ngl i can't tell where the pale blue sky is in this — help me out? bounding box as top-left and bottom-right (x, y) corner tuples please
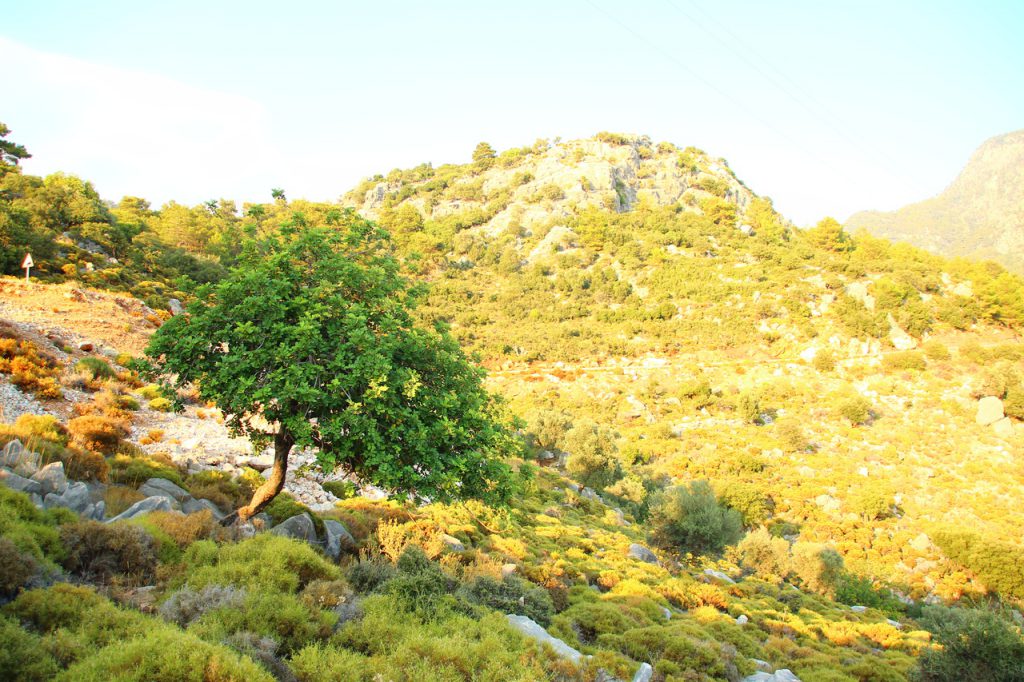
(3, 1), (1021, 225)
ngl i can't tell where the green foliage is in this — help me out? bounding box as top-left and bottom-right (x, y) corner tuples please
(837, 393), (873, 425)
(458, 575), (555, 627)
(805, 217), (853, 252)
(0, 536), (39, 595)
(736, 527), (791, 582)
(145, 217), (518, 507)
(851, 481), (895, 520)
(883, 351), (927, 372)
(0, 615), (59, 682)
(933, 529), (1024, 600)
(345, 557), (398, 594)
(650, 480), (743, 555)
(74, 356), (116, 380)
(813, 349), (837, 372)
(183, 534), (341, 594)
(915, 606), (1024, 682)
(59, 520), (157, 584)
(188, 589), (335, 654)
(0, 486), (66, 566)
(528, 408), (573, 452)
(563, 418), (623, 490)
(791, 543), (845, 596)
(322, 479), (357, 500)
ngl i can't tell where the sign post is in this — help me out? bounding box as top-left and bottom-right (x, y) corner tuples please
(21, 253), (33, 284)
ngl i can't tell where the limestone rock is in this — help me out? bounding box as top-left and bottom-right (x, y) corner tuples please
(31, 462), (68, 496)
(1, 439), (25, 467)
(994, 417), (1015, 438)
(181, 497), (226, 520)
(270, 513), (319, 545)
(976, 396), (1005, 426)
(736, 614), (749, 625)
(850, 605), (867, 613)
(505, 614), (584, 664)
(108, 495), (174, 522)
(703, 568), (736, 585)
(1, 469), (42, 495)
(632, 663), (654, 682)
(44, 481), (92, 515)
(167, 298), (185, 316)
(743, 671), (801, 682)
(139, 477), (191, 503)
(440, 534), (466, 552)
(323, 520), (356, 560)
(628, 543), (659, 564)
(501, 563), (518, 579)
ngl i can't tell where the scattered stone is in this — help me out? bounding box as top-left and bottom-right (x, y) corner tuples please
(751, 659), (773, 672)
(44, 481), (92, 515)
(107, 495), (174, 522)
(628, 543), (659, 564)
(78, 342), (94, 352)
(440, 534), (466, 552)
(850, 605), (868, 613)
(167, 298), (185, 316)
(181, 497), (226, 520)
(580, 487), (602, 503)
(323, 519), (356, 560)
(886, 619), (902, 629)
(743, 671), (801, 682)
(976, 396), (1004, 426)
(632, 663), (654, 682)
(736, 614), (749, 625)
(505, 614), (584, 664)
(703, 569), (736, 585)
(909, 533), (932, 553)
(270, 513), (319, 545)
(0, 468), (42, 495)
(501, 563), (518, 579)
(1, 439), (25, 466)
(139, 477), (191, 503)
(993, 417), (1015, 438)
(661, 607), (672, 621)
(31, 462), (68, 496)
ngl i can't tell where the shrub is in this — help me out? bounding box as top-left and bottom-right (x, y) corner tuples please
(791, 542), (844, 596)
(159, 584), (247, 627)
(6, 583), (108, 632)
(851, 481), (895, 520)
(922, 340), (951, 361)
(775, 417), (810, 453)
(915, 606), (1024, 682)
(59, 520), (157, 584)
(148, 397), (173, 412)
(0, 487), (66, 564)
(138, 510), (217, 549)
(735, 527), (791, 582)
(882, 350), (926, 372)
(933, 529), (1024, 600)
(301, 579), (353, 610)
(186, 470), (254, 510)
(0, 536), (39, 595)
(346, 557), (398, 594)
(837, 394), (873, 425)
(108, 452), (183, 488)
(58, 627), (275, 682)
(813, 349), (837, 372)
(138, 384), (163, 400)
(650, 480), (743, 555)
(528, 408), (573, 452)
(562, 419), (623, 490)
(322, 480), (357, 500)
(0, 338), (63, 399)
(188, 590), (336, 654)
(103, 486), (146, 516)
(74, 356), (116, 380)
(184, 533), (340, 593)
(61, 447), (110, 482)
(67, 414), (128, 455)
(376, 518), (444, 562)
(13, 413), (69, 446)
(458, 575), (555, 626)
(385, 546), (454, 616)
(0, 615), (60, 682)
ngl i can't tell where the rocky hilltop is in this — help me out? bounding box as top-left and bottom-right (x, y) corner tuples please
(846, 129), (1024, 272)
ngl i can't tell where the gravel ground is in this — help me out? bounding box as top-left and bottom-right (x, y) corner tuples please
(0, 377), (52, 423)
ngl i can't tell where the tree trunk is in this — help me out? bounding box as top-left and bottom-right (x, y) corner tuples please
(223, 429), (293, 526)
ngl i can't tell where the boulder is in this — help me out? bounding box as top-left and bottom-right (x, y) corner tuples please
(994, 417), (1015, 438)
(703, 568), (736, 585)
(44, 481), (92, 515)
(580, 487), (602, 503)
(736, 614), (749, 625)
(505, 614), (584, 664)
(139, 477), (191, 503)
(850, 605), (867, 613)
(1, 439), (25, 466)
(440, 534), (466, 552)
(501, 563), (518, 579)
(976, 396), (1005, 426)
(628, 543), (659, 564)
(743, 672), (801, 682)
(167, 298), (185, 316)
(181, 497), (226, 520)
(632, 663), (654, 682)
(0, 469), (42, 495)
(751, 659), (773, 672)
(323, 520), (356, 560)
(661, 607), (672, 621)
(31, 462), (68, 496)
(107, 495), (174, 523)
(270, 513), (319, 545)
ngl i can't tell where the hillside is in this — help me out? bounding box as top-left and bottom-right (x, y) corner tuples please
(2, 130), (1024, 682)
(846, 129), (1024, 273)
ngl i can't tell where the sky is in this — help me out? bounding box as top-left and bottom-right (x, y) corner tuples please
(2, 1), (1022, 226)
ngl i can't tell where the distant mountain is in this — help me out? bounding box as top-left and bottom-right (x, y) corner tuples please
(846, 129), (1024, 272)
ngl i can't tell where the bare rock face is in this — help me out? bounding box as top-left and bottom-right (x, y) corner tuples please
(505, 614), (584, 664)
(977, 396), (1005, 426)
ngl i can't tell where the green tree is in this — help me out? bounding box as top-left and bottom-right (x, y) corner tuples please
(805, 217), (853, 252)
(915, 606), (1024, 682)
(472, 142), (496, 170)
(650, 480), (743, 555)
(0, 122), (31, 171)
(562, 419), (622, 490)
(145, 213), (518, 522)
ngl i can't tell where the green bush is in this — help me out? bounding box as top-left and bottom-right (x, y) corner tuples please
(12, 413), (69, 445)
(458, 575), (555, 627)
(148, 397), (173, 412)
(933, 529), (1024, 600)
(322, 480), (357, 500)
(346, 557), (398, 594)
(0, 487), (67, 565)
(915, 606), (1024, 681)
(386, 546), (453, 616)
(59, 520), (157, 584)
(736, 527), (790, 582)
(562, 419), (623, 490)
(0, 615), (59, 682)
(650, 480), (743, 555)
(0, 537), (39, 595)
(791, 542), (845, 596)
(837, 394), (873, 425)
(74, 356), (116, 380)
(882, 350), (926, 372)
(813, 349), (837, 372)
(108, 453), (183, 488)
(183, 533), (340, 594)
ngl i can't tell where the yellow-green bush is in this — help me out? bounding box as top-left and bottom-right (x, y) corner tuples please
(182, 534), (340, 594)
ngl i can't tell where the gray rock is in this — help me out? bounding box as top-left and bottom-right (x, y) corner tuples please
(28, 492), (43, 507)
(31, 462), (68, 496)
(270, 513), (319, 545)
(886, 618), (902, 628)
(107, 495), (174, 522)
(323, 519), (356, 560)
(977, 396), (1004, 426)
(167, 298), (185, 316)
(743, 671), (801, 682)
(703, 568), (736, 585)
(139, 477), (191, 503)
(501, 563), (518, 579)
(773, 671), (801, 682)
(751, 659), (773, 672)
(850, 605), (868, 613)
(0, 469), (42, 495)
(505, 614), (584, 664)
(580, 487), (602, 503)
(440, 534), (465, 552)
(1, 439), (25, 467)
(993, 417), (1015, 438)
(91, 500), (106, 520)
(44, 481), (92, 514)
(632, 662), (654, 682)
(661, 607), (672, 621)
(181, 497), (226, 519)
(628, 543), (659, 564)
(736, 614), (749, 625)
